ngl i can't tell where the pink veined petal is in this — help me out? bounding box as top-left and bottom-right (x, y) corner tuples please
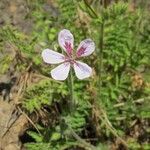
(51, 62), (70, 81)
(73, 61), (92, 79)
(58, 29), (74, 55)
(76, 39), (95, 57)
(42, 49), (65, 64)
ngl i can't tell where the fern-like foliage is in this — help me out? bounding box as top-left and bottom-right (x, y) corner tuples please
(57, 0), (77, 25)
(23, 79), (68, 113)
(23, 80), (53, 113)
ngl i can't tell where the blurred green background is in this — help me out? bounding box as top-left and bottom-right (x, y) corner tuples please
(0, 0), (150, 150)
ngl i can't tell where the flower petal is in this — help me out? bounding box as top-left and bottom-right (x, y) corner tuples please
(42, 49), (65, 64)
(51, 62), (70, 81)
(73, 61), (92, 79)
(58, 29), (74, 55)
(76, 39), (95, 57)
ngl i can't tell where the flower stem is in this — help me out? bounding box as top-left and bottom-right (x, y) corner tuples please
(98, 0), (104, 101)
(68, 67), (75, 112)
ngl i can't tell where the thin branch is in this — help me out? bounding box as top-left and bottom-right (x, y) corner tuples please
(98, 108), (128, 148)
(113, 96), (150, 108)
(68, 125), (98, 150)
(17, 106), (42, 135)
(83, 0), (98, 18)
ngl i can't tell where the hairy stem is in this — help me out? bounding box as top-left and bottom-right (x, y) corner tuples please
(68, 67), (75, 112)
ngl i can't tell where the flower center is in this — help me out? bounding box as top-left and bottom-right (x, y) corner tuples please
(65, 56), (75, 65)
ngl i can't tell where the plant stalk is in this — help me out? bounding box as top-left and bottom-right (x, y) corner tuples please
(98, 0), (104, 101)
(68, 67), (75, 112)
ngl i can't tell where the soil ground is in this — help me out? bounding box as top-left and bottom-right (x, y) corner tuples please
(0, 0), (32, 149)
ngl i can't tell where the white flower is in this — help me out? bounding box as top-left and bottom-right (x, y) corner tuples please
(42, 29), (95, 81)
